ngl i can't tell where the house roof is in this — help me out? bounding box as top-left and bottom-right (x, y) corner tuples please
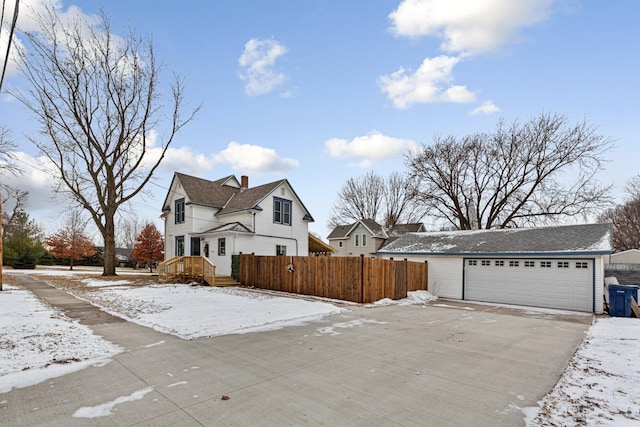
(327, 220), (425, 240)
(327, 224), (353, 239)
(217, 180), (284, 215)
(378, 223), (613, 256)
(199, 222), (253, 234)
(309, 234), (338, 254)
(327, 219), (388, 240)
(163, 173), (239, 210)
(163, 172), (314, 221)
(387, 223), (425, 236)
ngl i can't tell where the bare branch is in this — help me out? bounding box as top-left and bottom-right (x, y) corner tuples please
(406, 113), (614, 229)
(11, 7), (199, 275)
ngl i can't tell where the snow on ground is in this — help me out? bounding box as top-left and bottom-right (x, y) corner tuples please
(0, 285), (123, 393)
(76, 282), (345, 339)
(370, 290), (437, 307)
(524, 317), (640, 426)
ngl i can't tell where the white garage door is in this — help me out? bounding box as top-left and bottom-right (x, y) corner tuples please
(464, 258), (593, 312)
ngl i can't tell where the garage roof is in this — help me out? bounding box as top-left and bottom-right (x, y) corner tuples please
(378, 223), (613, 256)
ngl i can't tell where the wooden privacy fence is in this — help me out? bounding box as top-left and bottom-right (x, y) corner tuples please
(238, 254), (428, 303)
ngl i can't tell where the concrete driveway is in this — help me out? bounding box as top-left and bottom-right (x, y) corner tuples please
(1, 277), (591, 426)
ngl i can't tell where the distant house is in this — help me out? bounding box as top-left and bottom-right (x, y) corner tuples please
(378, 223), (613, 313)
(161, 173), (314, 276)
(327, 219), (425, 257)
(606, 249), (640, 264)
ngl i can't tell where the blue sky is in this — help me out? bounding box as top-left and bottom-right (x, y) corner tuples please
(1, 0), (639, 241)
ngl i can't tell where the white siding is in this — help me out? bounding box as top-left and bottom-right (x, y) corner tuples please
(594, 255), (604, 314)
(379, 255), (463, 299)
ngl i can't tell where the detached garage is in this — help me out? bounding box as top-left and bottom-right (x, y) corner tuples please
(378, 223), (613, 313)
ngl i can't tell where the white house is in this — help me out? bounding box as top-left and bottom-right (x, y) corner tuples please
(161, 173), (314, 276)
(377, 223), (613, 313)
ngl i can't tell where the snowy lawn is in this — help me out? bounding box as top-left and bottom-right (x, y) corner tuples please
(79, 281), (346, 339)
(0, 285), (123, 393)
(524, 317), (640, 426)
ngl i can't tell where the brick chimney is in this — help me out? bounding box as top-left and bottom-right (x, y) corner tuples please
(241, 175), (249, 189)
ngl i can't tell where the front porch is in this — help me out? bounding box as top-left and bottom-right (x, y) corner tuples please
(158, 256), (238, 286)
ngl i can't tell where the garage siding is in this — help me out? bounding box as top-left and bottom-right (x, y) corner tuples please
(594, 256), (604, 314)
(379, 253), (605, 313)
(382, 255), (462, 299)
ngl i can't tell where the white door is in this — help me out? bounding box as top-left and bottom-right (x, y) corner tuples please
(464, 258), (593, 312)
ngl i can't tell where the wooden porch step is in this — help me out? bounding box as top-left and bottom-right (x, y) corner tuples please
(215, 276), (241, 287)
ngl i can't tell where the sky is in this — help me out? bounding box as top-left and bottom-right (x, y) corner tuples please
(1, 0), (639, 241)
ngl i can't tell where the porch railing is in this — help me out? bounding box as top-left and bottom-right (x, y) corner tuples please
(158, 256), (216, 286)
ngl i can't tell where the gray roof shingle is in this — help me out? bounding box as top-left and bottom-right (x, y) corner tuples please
(378, 223), (613, 255)
(164, 172), (313, 220)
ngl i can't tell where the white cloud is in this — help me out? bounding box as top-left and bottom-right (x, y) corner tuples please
(378, 55), (476, 108)
(0, 151), (67, 216)
(389, 0), (553, 56)
(470, 100), (500, 115)
(325, 130), (417, 167)
(214, 141), (298, 175)
(238, 38), (288, 96)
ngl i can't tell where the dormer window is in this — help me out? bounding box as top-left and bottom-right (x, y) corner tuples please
(175, 198), (185, 224)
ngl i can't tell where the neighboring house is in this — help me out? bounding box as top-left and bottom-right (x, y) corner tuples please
(96, 247), (132, 267)
(327, 219), (425, 257)
(377, 223), (613, 313)
(604, 249), (640, 287)
(606, 249), (640, 264)
(161, 173), (314, 276)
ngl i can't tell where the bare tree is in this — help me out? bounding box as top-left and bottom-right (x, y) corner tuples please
(117, 210), (144, 265)
(329, 171), (424, 229)
(1, 0), (21, 289)
(406, 113), (613, 230)
(0, 125), (21, 290)
(600, 175), (640, 252)
(12, 8), (199, 275)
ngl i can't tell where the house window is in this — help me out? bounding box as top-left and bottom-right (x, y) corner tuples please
(175, 236), (184, 256)
(218, 238), (226, 256)
(468, 260), (477, 266)
(495, 260), (504, 267)
(524, 261), (535, 267)
(273, 198), (292, 226)
(276, 245), (286, 256)
(362, 234), (367, 247)
(576, 261), (589, 269)
(540, 261), (552, 268)
(355, 234), (360, 247)
(558, 261), (569, 268)
(481, 260), (491, 266)
(175, 198), (185, 224)
(509, 260), (520, 267)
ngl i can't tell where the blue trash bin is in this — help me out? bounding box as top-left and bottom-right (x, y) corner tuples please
(608, 284), (639, 317)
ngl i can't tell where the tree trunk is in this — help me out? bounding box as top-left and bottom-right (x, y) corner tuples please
(0, 194), (3, 291)
(103, 214), (117, 276)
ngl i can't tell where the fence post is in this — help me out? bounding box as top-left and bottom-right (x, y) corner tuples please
(360, 254), (365, 304)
